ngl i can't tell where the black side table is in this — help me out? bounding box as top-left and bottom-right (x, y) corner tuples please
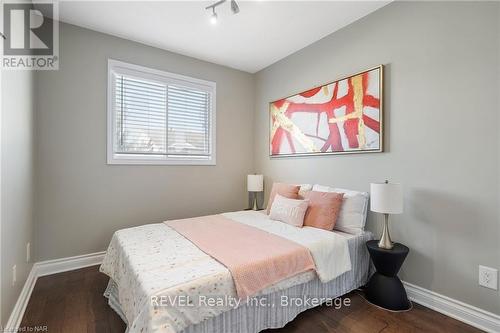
(365, 240), (411, 311)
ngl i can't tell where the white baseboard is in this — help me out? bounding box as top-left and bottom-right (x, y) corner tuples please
(404, 281), (500, 333)
(35, 251), (105, 277)
(4, 251), (106, 330)
(4, 266), (37, 330)
(6, 253), (500, 333)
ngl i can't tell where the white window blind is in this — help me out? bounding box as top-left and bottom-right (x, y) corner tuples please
(108, 60), (216, 165)
(115, 75), (167, 154)
(167, 85), (211, 156)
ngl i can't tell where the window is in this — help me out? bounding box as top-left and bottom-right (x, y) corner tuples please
(107, 59), (216, 165)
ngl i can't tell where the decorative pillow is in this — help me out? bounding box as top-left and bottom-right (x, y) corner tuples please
(269, 194), (309, 227)
(266, 183), (301, 214)
(312, 185), (369, 234)
(302, 191), (344, 231)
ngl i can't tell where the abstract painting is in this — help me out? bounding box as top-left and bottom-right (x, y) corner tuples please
(269, 65), (383, 157)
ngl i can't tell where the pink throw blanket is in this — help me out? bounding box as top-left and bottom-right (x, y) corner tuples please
(165, 215), (316, 299)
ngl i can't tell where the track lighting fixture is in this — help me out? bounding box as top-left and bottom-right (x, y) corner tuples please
(205, 0), (239, 24)
(210, 7), (218, 25)
(230, 0), (240, 14)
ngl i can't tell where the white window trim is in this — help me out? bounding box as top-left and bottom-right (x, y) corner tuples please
(107, 59), (216, 165)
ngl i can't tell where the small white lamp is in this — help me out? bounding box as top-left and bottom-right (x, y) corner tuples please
(247, 174), (264, 210)
(370, 180), (403, 249)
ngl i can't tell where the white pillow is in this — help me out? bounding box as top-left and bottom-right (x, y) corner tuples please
(298, 184), (313, 197)
(312, 185), (369, 234)
(269, 194), (309, 228)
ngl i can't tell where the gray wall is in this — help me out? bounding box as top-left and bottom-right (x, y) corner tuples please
(35, 23), (255, 261)
(1, 69), (35, 325)
(14, 0), (500, 320)
(254, 2), (500, 314)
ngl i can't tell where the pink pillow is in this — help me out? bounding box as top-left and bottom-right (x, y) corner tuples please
(303, 191), (344, 231)
(266, 183), (300, 214)
(269, 195), (309, 227)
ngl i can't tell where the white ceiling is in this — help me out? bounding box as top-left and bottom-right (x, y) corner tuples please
(57, 1), (389, 73)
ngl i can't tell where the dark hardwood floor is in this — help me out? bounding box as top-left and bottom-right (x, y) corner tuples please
(20, 266), (482, 333)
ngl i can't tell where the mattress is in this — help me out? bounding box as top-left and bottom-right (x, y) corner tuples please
(104, 227), (373, 333)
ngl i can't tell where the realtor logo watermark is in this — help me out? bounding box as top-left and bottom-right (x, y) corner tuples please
(1, 1), (59, 70)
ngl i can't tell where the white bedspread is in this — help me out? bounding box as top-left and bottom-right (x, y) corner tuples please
(99, 211), (351, 333)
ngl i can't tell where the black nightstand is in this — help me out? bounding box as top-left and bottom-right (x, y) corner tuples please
(365, 240), (411, 311)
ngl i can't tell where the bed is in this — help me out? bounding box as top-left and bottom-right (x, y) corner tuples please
(100, 210), (373, 333)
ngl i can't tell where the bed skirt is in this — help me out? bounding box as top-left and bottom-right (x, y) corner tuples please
(104, 231), (373, 333)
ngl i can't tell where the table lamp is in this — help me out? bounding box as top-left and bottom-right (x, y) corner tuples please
(370, 180), (403, 249)
(247, 174), (264, 210)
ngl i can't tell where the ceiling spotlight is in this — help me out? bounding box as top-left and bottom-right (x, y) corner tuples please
(210, 7), (218, 25)
(206, 0), (240, 25)
(230, 0), (240, 14)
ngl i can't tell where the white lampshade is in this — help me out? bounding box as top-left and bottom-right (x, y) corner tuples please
(247, 174), (264, 192)
(370, 182), (403, 214)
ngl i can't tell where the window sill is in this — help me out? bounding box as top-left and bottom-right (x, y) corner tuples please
(107, 155), (216, 166)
